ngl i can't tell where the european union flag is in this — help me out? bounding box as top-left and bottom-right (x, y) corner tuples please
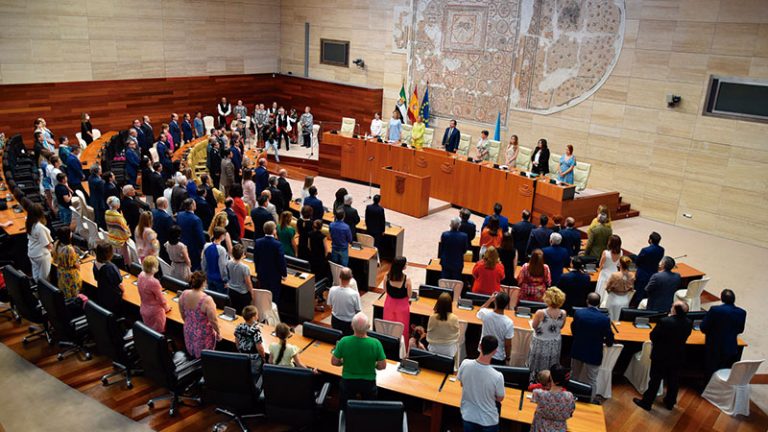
(494, 111), (501, 141)
(420, 85), (430, 127)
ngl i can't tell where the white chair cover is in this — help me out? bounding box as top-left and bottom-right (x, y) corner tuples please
(92, 129), (102, 140)
(329, 261), (344, 287)
(357, 233), (375, 248)
(596, 344), (624, 399)
(455, 320), (469, 371)
(311, 124), (320, 153)
(624, 340), (663, 395)
(508, 326), (533, 367)
(703, 359), (764, 416)
(374, 318), (407, 360)
(157, 257), (172, 277)
(674, 277), (710, 311)
(254, 288), (281, 326)
(203, 116), (215, 134)
(438, 279), (464, 304)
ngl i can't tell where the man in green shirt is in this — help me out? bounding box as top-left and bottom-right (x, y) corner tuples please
(331, 312), (387, 408)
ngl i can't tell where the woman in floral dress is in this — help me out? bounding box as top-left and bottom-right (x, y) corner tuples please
(518, 249), (552, 302)
(532, 364), (575, 432)
(52, 227), (81, 300)
(527, 288), (567, 380)
(179, 272), (220, 358)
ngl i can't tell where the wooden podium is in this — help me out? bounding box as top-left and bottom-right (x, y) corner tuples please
(380, 166), (431, 218)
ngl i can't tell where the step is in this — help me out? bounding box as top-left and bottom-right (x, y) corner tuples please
(618, 202), (631, 213)
(615, 210), (640, 219)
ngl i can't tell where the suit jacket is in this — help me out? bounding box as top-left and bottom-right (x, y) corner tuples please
(527, 226), (553, 255)
(701, 303), (746, 368)
(194, 196), (213, 230)
(151, 208), (174, 248)
(125, 148), (140, 184)
(231, 146), (242, 171)
(255, 167), (269, 196)
(343, 205), (361, 240)
(253, 236), (287, 290)
(140, 122), (154, 151)
(458, 221), (476, 247)
(66, 153), (85, 186)
(277, 177), (293, 207)
(571, 307), (614, 365)
(584, 223), (612, 258)
(442, 127), (461, 152)
(511, 220), (535, 259)
(169, 120), (181, 146)
(650, 315), (693, 367)
(560, 227), (582, 257)
(177, 210), (205, 271)
(482, 214), (509, 233)
(224, 207), (241, 242)
(250, 206), (273, 240)
(121, 196), (149, 234)
(542, 245), (571, 285)
(220, 158), (235, 188)
(88, 174), (106, 212)
(148, 171), (165, 200)
(531, 147), (550, 174)
(104, 181), (119, 203)
(439, 230), (468, 271)
(268, 186), (284, 214)
(364, 204), (386, 238)
(303, 196), (324, 222)
(181, 120), (194, 143)
(634, 244), (665, 292)
(559, 271), (591, 314)
(170, 186), (189, 215)
(645, 270), (681, 312)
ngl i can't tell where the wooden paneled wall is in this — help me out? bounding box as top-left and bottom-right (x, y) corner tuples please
(0, 74), (382, 146)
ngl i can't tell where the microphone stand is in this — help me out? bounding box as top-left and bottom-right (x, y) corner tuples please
(364, 155), (374, 203)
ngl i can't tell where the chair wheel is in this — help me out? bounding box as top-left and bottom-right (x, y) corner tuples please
(22, 338), (29, 345)
(27, 326), (35, 333)
(102, 377), (109, 386)
(147, 401), (155, 409)
(57, 354), (64, 361)
(84, 352), (92, 360)
(169, 408), (176, 417)
(213, 424), (227, 432)
(126, 381), (133, 390)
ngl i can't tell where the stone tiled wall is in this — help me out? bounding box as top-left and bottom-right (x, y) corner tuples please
(280, 0), (768, 247)
(0, 0), (280, 84)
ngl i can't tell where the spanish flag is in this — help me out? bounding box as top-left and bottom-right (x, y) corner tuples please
(408, 85), (420, 123)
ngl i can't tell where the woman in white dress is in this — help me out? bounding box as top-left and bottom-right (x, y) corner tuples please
(595, 234), (622, 299)
(299, 176), (314, 206)
(605, 256), (635, 321)
(370, 112), (383, 138)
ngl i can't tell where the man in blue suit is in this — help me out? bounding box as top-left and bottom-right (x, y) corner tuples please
(177, 198), (205, 271)
(570, 293), (614, 400)
(364, 194), (387, 249)
(630, 232), (665, 307)
(151, 197), (174, 261)
(542, 232), (571, 285)
(156, 136), (172, 179)
(439, 218), (468, 280)
(511, 210), (535, 263)
(482, 202), (509, 233)
(255, 157), (269, 196)
(250, 194), (273, 240)
(169, 113), (182, 146)
(526, 214), (553, 255)
(304, 186), (325, 222)
(253, 221), (287, 302)
(88, 164), (106, 228)
(441, 119), (461, 153)
(644, 256), (681, 313)
(701, 289), (747, 375)
(125, 140), (140, 187)
(181, 113), (194, 143)
(560, 217), (582, 257)
(66, 145), (88, 200)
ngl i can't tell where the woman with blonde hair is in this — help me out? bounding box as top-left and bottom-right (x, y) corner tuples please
(277, 211), (297, 256)
(471, 246), (505, 295)
(518, 249), (551, 302)
(137, 255), (171, 333)
(134, 211), (159, 262)
(208, 211), (233, 254)
(527, 287), (567, 379)
(505, 134), (519, 167)
(605, 256), (635, 321)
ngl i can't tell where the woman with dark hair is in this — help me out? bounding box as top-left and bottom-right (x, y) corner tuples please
(80, 113), (93, 145)
(229, 183), (247, 239)
(383, 256), (412, 346)
(558, 145), (576, 184)
(472, 246), (505, 295)
(165, 225), (191, 281)
(479, 215), (502, 254)
(498, 232), (518, 286)
(300, 176), (314, 205)
(179, 271), (220, 358)
(26, 203), (53, 282)
(518, 249), (551, 302)
(93, 241), (124, 314)
(427, 292), (460, 357)
(595, 234), (622, 299)
(531, 364), (575, 432)
(307, 219), (329, 282)
(333, 187), (348, 213)
(605, 255), (635, 321)
(531, 138), (550, 175)
(52, 226), (81, 300)
(296, 205), (313, 260)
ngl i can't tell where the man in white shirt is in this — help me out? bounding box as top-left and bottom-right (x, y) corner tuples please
(370, 112), (383, 138)
(477, 291), (515, 365)
(458, 335), (505, 432)
(327, 267), (361, 336)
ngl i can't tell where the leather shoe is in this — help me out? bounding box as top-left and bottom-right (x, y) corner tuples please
(633, 398), (652, 411)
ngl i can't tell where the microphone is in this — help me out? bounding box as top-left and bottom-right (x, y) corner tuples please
(367, 156), (375, 161)
(673, 254), (687, 260)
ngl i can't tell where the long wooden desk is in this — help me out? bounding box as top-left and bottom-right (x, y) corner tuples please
(80, 131), (118, 168)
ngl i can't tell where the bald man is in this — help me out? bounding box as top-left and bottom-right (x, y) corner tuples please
(120, 184), (149, 234)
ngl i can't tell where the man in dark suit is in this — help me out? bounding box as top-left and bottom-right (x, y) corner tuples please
(511, 210), (535, 263)
(255, 158), (269, 196)
(181, 113), (194, 143)
(152, 197), (174, 261)
(342, 194), (361, 241)
(364, 194), (386, 248)
(267, 176), (284, 214)
(193, 192), (214, 231)
(147, 162), (166, 207)
(570, 293), (614, 400)
(66, 145), (87, 200)
(631, 232), (666, 307)
(250, 194), (274, 240)
(634, 301), (693, 411)
(700, 289), (747, 375)
(441, 119), (461, 153)
(88, 164), (106, 228)
(542, 232), (571, 285)
(560, 217), (582, 257)
(140, 115), (154, 156)
(169, 113), (182, 146)
(277, 169), (293, 208)
(170, 177), (190, 215)
(177, 198), (205, 271)
(559, 261), (591, 314)
(439, 218), (468, 280)
(527, 214), (553, 255)
(131, 119), (145, 149)
(223, 198), (241, 243)
(120, 185), (149, 234)
(253, 221), (287, 302)
(156, 136), (172, 179)
(458, 208), (476, 247)
(644, 256), (681, 312)
(125, 140), (140, 187)
(304, 186), (325, 222)
(482, 202), (509, 233)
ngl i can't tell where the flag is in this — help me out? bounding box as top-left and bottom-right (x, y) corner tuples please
(396, 82), (408, 123)
(420, 84), (430, 127)
(494, 111), (501, 141)
(408, 85), (420, 123)
(399, 82), (407, 103)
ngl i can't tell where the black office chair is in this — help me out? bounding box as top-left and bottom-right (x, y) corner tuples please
(314, 277), (330, 309)
(566, 379), (594, 403)
(368, 330), (401, 361)
(160, 274), (189, 293)
(339, 400), (408, 432)
(262, 364), (330, 429)
(201, 350), (264, 432)
(84, 300), (140, 388)
(132, 321), (202, 417)
(492, 365), (531, 390)
(3, 265), (50, 344)
(407, 348), (454, 374)
(302, 321), (343, 345)
(518, 300), (547, 313)
(36, 279), (92, 361)
(128, 262), (143, 277)
(618, 308), (663, 322)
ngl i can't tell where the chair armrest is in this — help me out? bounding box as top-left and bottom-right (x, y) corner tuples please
(175, 358), (202, 380)
(315, 382), (331, 406)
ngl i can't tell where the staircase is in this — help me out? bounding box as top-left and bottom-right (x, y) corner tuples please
(615, 195), (640, 220)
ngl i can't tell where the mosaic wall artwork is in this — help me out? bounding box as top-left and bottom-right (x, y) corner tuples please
(407, 0), (625, 123)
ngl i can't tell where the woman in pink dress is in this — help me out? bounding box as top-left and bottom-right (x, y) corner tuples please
(137, 256), (171, 333)
(162, 123), (174, 151)
(383, 256), (412, 348)
(134, 211), (159, 262)
(518, 249), (552, 302)
(179, 271), (220, 358)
